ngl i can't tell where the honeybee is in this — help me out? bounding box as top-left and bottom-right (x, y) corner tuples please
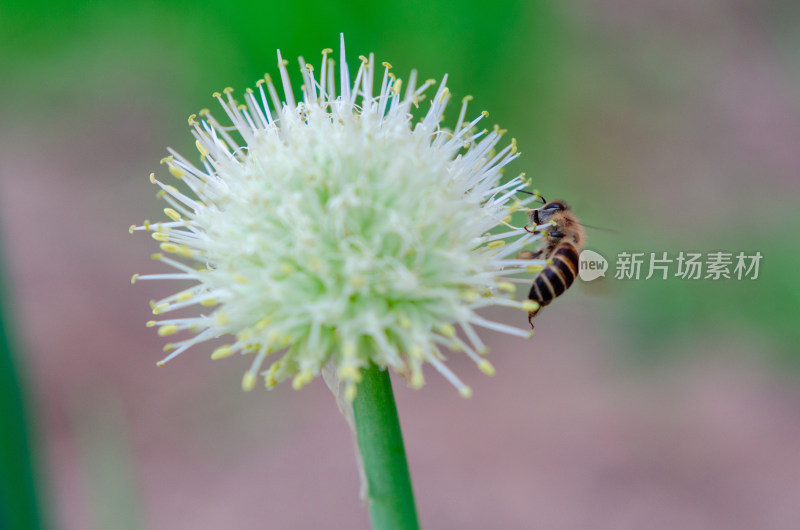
(517, 198), (584, 328)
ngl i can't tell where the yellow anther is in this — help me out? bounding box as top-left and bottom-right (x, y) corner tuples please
(242, 372), (257, 392)
(199, 108), (210, 116)
(382, 61), (392, 69)
(237, 104), (247, 111)
(149, 173), (156, 184)
(358, 54), (368, 63)
(168, 165), (186, 179)
(526, 264), (544, 273)
(195, 140), (209, 158)
(511, 138), (518, 154)
(425, 78), (437, 85)
(211, 346), (234, 360)
(151, 232), (170, 242)
(481, 110), (489, 117)
(459, 386), (473, 399)
(152, 303), (169, 315)
(546, 258), (554, 265)
(501, 216), (512, 224)
(462, 95), (473, 103)
(187, 114), (197, 125)
(338, 365), (362, 382)
(487, 240), (506, 249)
(128, 225), (137, 234)
(151, 253), (163, 260)
(321, 48), (333, 54)
(212, 91), (222, 98)
(215, 311), (229, 326)
(176, 291), (193, 302)
(391, 79), (403, 96)
(232, 274), (249, 284)
(279, 59), (288, 67)
(264, 73), (272, 83)
(292, 370), (313, 390)
(160, 243), (195, 258)
(439, 86), (450, 103)
(438, 324), (456, 337)
(461, 290), (479, 302)
(305, 64), (314, 72)
(164, 208), (181, 222)
(200, 298), (217, 307)
(264, 374), (278, 389)
(410, 371), (424, 389)
(344, 385), (357, 402)
(478, 360), (496, 376)
(522, 300), (540, 312)
(223, 86), (234, 94)
(130, 273), (139, 284)
(162, 343), (173, 352)
(158, 324), (179, 336)
(245, 88), (254, 94)
(145, 320), (156, 327)
(497, 281), (516, 293)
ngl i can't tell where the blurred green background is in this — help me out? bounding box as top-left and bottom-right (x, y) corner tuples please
(2, 1), (800, 528)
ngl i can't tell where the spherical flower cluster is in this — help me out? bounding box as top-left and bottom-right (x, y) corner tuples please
(131, 35), (546, 400)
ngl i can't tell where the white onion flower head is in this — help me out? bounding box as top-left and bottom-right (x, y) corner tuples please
(131, 35), (546, 400)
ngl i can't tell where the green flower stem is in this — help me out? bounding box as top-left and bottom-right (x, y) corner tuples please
(0, 247), (42, 530)
(352, 364), (419, 530)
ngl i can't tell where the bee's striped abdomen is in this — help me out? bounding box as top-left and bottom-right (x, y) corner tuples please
(528, 243), (579, 307)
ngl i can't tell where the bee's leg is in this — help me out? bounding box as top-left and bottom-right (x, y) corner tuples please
(527, 302), (542, 329)
(516, 249), (544, 260)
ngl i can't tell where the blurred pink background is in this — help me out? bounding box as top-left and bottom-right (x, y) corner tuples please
(2, 1), (800, 528)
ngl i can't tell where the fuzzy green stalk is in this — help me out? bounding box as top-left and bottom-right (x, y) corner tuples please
(352, 364), (419, 530)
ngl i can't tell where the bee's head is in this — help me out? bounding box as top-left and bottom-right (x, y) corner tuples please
(530, 200), (569, 225)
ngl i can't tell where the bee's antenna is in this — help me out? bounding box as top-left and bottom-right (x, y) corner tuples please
(579, 221), (617, 233)
(516, 189), (546, 204)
